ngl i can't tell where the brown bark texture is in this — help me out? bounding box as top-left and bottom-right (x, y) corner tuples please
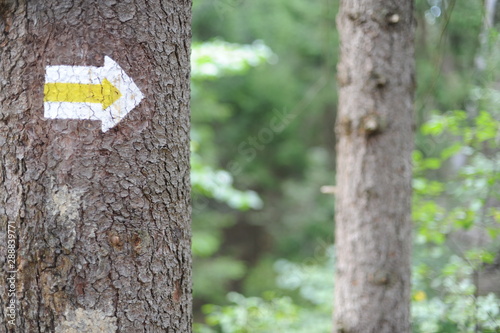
(334, 1), (415, 332)
(0, 0), (192, 332)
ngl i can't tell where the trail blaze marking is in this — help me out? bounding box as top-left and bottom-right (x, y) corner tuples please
(44, 79), (122, 110)
(43, 56), (144, 132)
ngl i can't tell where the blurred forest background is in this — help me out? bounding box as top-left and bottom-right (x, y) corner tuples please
(189, 0), (500, 332)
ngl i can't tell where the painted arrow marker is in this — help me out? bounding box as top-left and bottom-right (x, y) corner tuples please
(44, 56), (144, 132)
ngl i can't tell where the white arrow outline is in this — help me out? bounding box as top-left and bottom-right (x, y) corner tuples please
(44, 56), (144, 132)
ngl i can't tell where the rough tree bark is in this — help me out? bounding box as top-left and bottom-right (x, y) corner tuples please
(0, 0), (192, 332)
(334, 1), (415, 332)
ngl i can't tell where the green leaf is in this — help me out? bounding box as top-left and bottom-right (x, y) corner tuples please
(440, 142), (464, 160)
(423, 158), (442, 170)
(475, 111), (498, 142)
(191, 39), (276, 79)
(192, 231), (221, 257)
(487, 227), (500, 239)
(421, 116), (446, 136)
(465, 249), (495, 265)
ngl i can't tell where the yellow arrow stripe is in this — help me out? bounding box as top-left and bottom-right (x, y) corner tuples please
(44, 78), (122, 110)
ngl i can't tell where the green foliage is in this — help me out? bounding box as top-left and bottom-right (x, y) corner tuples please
(193, 45), (500, 332)
(414, 107), (500, 244)
(190, 0), (337, 315)
(249, 148), (334, 260)
(195, 243), (500, 333)
(192, 210), (246, 303)
(190, 0), (500, 331)
(412, 256), (500, 332)
(412, 73), (500, 331)
(191, 40), (273, 305)
(274, 245), (334, 307)
(194, 258), (247, 303)
(192, 146), (263, 211)
(192, 40), (276, 80)
(195, 246), (334, 333)
(199, 293), (301, 333)
(191, 40), (272, 210)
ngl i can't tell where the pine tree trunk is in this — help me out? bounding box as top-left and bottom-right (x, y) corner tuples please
(334, 1), (415, 332)
(0, 1), (192, 332)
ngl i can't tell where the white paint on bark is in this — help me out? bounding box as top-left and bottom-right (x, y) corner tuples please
(55, 308), (118, 333)
(50, 186), (84, 250)
(44, 56), (144, 132)
(52, 186), (82, 221)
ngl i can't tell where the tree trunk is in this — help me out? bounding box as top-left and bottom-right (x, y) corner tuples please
(0, 1), (192, 332)
(485, 0), (498, 29)
(334, 1), (415, 332)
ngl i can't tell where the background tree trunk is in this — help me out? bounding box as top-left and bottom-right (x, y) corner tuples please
(334, 1), (415, 332)
(0, 1), (192, 332)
